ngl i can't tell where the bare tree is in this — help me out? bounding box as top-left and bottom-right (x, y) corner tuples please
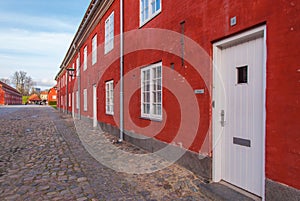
(11, 71), (36, 96)
(24, 76), (35, 95)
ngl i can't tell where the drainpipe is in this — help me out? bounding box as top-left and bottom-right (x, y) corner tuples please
(78, 52), (81, 120)
(119, 0), (124, 142)
(66, 70), (68, 114)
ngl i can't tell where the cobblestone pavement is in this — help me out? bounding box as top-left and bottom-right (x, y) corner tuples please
(0, 105), (212, 201)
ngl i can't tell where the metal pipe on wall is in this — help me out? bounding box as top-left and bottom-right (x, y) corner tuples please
(119, 0), (124, 142)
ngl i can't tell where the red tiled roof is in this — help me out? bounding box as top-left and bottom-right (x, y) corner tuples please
(28, 94), (41, 101)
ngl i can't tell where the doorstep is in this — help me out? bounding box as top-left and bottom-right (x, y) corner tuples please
(197, 181), (261, 201)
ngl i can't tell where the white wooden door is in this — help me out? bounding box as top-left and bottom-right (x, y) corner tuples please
(214, 32), (265, 196)
(93, 85), (97, 127)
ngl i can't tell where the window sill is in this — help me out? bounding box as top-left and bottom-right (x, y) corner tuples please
(140, 116), (162, 122)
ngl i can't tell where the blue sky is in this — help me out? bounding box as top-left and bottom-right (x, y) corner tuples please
(0, 0), (90, 90)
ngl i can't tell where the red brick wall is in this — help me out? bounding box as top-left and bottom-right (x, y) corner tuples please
(58, 0), (300, 190)
(120, 0), (300, 190)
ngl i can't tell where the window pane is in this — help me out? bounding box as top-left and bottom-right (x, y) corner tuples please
(156, 0), (160, 11)
(157, 66), (161, 77)
(157, 104), (162, 115)
(153, 104), (157, 115)
(157, 79), (162, 90)
(158, 91), (161, 102)
(151, 0), (155, 14)
(153, 92), (157, 103)
(237, 65), (248, 84)
(145, 0), (149, 19)
(153, 67), (157, 78)
(143, 104), (150, 114)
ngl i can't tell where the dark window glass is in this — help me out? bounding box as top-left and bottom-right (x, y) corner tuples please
(237, 66), (248, 84)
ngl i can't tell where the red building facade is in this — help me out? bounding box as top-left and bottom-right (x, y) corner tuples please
(47, 87), (57, 103)
(0, 81), (22, 105)
(55, 0), (300, 199)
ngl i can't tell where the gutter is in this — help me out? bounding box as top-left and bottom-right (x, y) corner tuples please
(119, 0), (124, 142)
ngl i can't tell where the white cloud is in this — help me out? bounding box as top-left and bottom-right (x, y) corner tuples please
(0, 28), (74, 88)
(0, 12), (76, 32)
(0, 28), (73, 56)
(35, 78), (56, 89)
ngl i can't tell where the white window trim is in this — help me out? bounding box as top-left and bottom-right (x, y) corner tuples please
(72, 63), (75, 79)
(76, 91), (79, 109)
(141, 62), (162, 120)
(104, 11), (114, 54)
(69, 93), (71, 107)
(140, 0), (162, 27)
(92, 34), (97, 65)
(83, 89), (87, 111)
(83, 46), (87, 71)
(76, 55), (80, 76)
(105, 80), (114, 115)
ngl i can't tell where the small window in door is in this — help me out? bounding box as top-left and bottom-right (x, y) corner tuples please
(237, 65), (248, 84)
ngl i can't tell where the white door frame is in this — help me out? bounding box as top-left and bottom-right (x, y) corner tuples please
(93, 84), (97, 128)
(212, 25), (267, 199)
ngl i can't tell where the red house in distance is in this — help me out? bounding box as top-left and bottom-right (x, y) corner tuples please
(48, 87), (57, 103)
(55, 0), (300, 199)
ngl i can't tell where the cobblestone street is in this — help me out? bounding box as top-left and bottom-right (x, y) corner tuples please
(0, 106), (211, 201)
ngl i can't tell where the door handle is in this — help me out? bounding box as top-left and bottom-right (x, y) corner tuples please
(221, 109), (225, 127)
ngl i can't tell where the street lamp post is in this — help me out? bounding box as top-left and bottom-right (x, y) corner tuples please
(53, 86), (59, 111)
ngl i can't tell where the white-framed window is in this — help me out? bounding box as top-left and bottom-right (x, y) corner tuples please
(52, 95), (56, 100)
(76, 55), (80, 76)
(72, 63), (75, 79)
(105, 80), (114, 115)
(76, 91), (79, 109)
(83, 46), (87, 71)
(83, 89), (87, 111)
(141, 62), (162, 120)
(140, 0), (161, 26)
(105, 12), (114, 54)
(92, 34), (97, 65)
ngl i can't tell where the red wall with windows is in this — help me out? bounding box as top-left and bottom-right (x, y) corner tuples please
(56, 0), (300, 190)
(121, 0), (300, 190)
